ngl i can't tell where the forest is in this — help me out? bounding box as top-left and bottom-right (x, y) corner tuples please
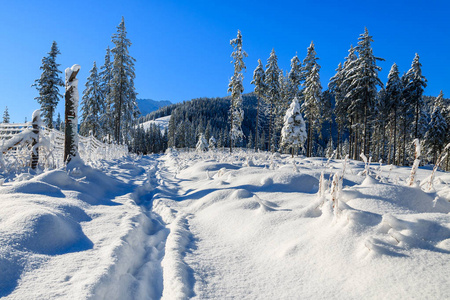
(26, 20), (450, 171)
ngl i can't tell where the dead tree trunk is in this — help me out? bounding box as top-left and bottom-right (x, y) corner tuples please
(31, 110), (40, 169)
(64, 65), (81, 163)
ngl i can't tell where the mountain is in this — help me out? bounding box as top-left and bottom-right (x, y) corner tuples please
(136, 99), (172, 116)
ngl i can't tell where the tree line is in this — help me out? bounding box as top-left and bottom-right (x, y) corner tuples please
(30, 23), (450, 170)
(32, 17), (138, 145)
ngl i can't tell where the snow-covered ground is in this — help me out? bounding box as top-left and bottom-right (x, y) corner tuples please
(1, 150), (449, 299)
(140, 115), (170, 132)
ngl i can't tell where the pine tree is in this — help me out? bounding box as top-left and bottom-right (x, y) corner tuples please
(278, 71), (292, 144)
(209, 136), (217, 149)
(110, 17), (139, 144)
(33, 41), (64, 128)
(425, 91), (447, 163)
(385, 63), (403, 164)
(301, 41), (322, 157)
(321, 90), (333, 147)
(288, 54), (302, 99)
(228, 30), (247, 153)
(344, 28), (384, 158)
(55, 113), (62, 130)
(373, 88), (389, 161)
(281, 97), (306, 157)
(325, 137), (335, 159)
(80, 62), (104, 138)
(251, 59), (267, 151)
(264, 49), (281, 152)
(340, 46), (358, 156)
(302, 64), (322, 157)
(196, 133), (208, 152)
(99, 46), (114, 141)
(404, 53), (427, 139)
(2, 107), (10, 123)
(329, 62), (345, 157)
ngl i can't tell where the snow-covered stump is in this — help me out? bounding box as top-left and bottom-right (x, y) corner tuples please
(64, 64), (81, 163)
(30, 110), (40, 169)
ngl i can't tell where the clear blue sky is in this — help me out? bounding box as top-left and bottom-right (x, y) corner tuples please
(1, 0), (449, 123)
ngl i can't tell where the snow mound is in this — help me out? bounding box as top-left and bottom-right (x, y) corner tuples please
(259, 172), (319, 193)
(5, 208), (92, 255)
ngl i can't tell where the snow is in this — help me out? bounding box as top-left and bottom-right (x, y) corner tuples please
(140, 115), (170, 132)
(1, 150), (450, 299)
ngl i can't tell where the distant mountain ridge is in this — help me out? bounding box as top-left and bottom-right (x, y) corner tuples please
(136, 99), (172, 116)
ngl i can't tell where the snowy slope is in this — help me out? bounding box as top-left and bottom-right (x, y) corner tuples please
(1, 150), (450, 299)
(140, 115), (171, 132)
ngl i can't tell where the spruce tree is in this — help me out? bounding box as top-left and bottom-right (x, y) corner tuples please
(264, 49), (281, 152)
(80, 62), (104, 138)
(55, 113), (62, 130)
(344, 28), (383, 158)
(404, 53), (427, 139)
(196, 133), (209, 152)
(329, 62), (345, 157)
(110, 17), (139, 144)
(228, 30), (247, 153)
(288, 54), (302, 99)
(2, 107), (10, 123)
(425, 91), (447, 163)
(33, 41), (64, 128)
(281, 97), (306, 157)
(99, 46), (114, 141)
(302, 64), (322, 157)
(251, 59), (267, 150)
(385, 63), (403, 164)
(301, 41), (322, 157)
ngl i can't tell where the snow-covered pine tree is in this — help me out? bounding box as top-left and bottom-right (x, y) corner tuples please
(80, 62), (104, 138)
(302, 64), (322, 157)
(425, 91), (447, 163)
(278, 71), (292, 146)
(325, 137), (335, 159)
(281, 97), (306, 157)
(301, 41), (322, 157)
(196, 133), (208, 152)
(228, 30), (247, 153)
(301, 41), (320, 84)
(340, 46), (358, 156)
(251, 59), (267, 151)
(373, 88), (389, 161)
(33, 41), (64, 128)
(110, 18), (139, 144)
(209, 136), (217, 149)
(247, 131), (254, 149)
(344, 28), (384, 159)
(264, 49), (281, 152)
(403, 53), (427, 139)
(385, 63), (403, 164)
(99, 46), (114, 142)
(2, 107), (10, 123)
(288, 54), (302, 99)
(250, 59), (267, 151)
(55, 113), (62, 130)
(321, 90), (333, 148)
(328, 62), (346, 157)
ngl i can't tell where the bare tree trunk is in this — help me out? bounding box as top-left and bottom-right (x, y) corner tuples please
(64, 65), (80, 163)
(31, 112), (40, 169)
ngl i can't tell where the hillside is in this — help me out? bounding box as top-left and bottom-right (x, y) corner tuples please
(136, 99), (172, 116)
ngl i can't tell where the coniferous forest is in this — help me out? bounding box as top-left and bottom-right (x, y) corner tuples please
(31, 21), (450, 171)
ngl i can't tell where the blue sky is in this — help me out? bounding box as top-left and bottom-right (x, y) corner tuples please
(1, 0), (449, 123)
